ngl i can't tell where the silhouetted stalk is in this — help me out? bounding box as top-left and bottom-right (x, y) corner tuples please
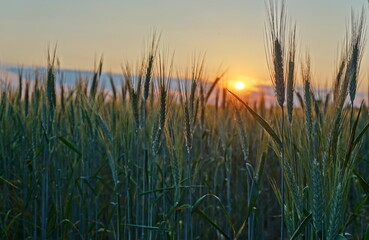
(280, 106), (285, 239)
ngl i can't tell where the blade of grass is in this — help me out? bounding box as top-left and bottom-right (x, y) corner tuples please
(227, 89), (281, 146)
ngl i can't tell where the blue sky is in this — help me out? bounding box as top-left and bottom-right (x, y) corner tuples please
(0, 0), (368, 91)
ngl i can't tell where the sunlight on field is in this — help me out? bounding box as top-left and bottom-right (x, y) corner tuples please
(2, 1), (369, 239)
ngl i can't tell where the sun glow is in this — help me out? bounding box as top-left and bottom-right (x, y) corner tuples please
(235, 81), (245, 90)
(230, 75), (262, 92)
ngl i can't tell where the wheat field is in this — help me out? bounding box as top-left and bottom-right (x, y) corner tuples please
(1, 2), (369, 240)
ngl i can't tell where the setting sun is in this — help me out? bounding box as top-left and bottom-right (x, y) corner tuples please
(230, 75), (260, 92)
(235, 81), (245, 90)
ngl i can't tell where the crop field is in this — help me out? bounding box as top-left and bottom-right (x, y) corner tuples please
(1, 2), (369, 240)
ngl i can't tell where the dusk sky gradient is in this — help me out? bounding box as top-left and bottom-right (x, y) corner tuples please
(1, 0), (369, 91)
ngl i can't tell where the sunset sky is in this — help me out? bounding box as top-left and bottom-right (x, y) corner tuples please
(0, 0), (368, 92)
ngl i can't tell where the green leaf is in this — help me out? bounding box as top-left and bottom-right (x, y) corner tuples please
(290, 213), (312, 240)
(364, 224), (369, 240)
(344, 101), (363, 167)
(353, 170), (369, 195)
(97, 228), (113, 233)
(164, 203), (192, 221)
(354, 121), (369, 146)
(234, 183), (260, 240)
(5, 213), (22, 233)
(256, 152), (267, 187)
(205, 75), (223, 103)
(0, 176), (19, 189)
(234, 164), (261, 239)
(139, 185), (203, 196)
(58, 136), (82, 156)
(193, 208), (231, 240)
(227, 89), (281, 146)
(337, 233), (348, 239)
(124, 223), (170, 232)
(192, 194), (235, 235)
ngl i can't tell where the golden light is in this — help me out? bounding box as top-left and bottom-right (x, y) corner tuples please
(230, 75), (260, 92)
(235, 81), (245, 90)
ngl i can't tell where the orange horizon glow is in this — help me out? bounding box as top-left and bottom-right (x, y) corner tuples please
(0, 1), (367, 92)
(229, 75), (260, 92)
